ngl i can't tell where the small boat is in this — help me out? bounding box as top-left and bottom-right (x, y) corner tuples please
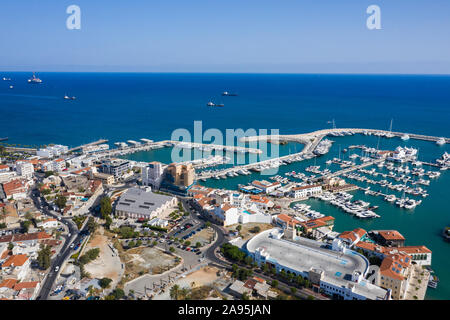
(9, 85), (13, 89)
(401, 134), (410, 141)
(436, 138), (446, 146)
(222, 91), (238, 96)
(64, 94), (76, 100)
(2, 77), (11, 81)
(207, 101), (224, 107)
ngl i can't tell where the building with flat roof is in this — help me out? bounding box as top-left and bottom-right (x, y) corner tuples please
(115, 187), (177, 219)
(142, 161), (164, 189)
(100, 159), (131, 178)
(242, 228), (390, 300)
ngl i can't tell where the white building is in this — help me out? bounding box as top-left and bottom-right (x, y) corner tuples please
(37, 145), (68, 158)
(37, 218), (58, 229)
(42, 159), (66, 172)
(291, 184), (322, 198)
(142, 161), (164, 188)
(15, 161), (34, 179)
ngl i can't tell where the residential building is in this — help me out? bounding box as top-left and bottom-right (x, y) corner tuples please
(251, 180), (281, 194)
(290, 184), (322, 198)
(0, 254), (30, 280)
(100, 159), (131, 178)
(15, 161), (34, 179)
(142, 161), (164, 188)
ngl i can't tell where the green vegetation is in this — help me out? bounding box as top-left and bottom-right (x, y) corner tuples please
(119, 226), (139, 239)
(100, 196), (112, 219)
(87, 217), (98, 234)
(44, 171), (55, 177)
(73, 216), (87, 229)
(104, 288), (125, 300)
(220, 243), (245, 262)
(79, 248), (100, 265)
(141, 224), (167, 233)
(37, 245), (52, 270)
(99, 277), (113, 289)
(54, 194), (67, 210)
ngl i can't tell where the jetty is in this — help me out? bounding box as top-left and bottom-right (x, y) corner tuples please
(69, 139), (109, 152)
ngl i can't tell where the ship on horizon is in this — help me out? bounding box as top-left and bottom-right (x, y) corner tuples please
(28, 72), (42, 84)
(64, 94), (76, 100)
(222, 91), (238, 96)
(207, 101), (224, 107)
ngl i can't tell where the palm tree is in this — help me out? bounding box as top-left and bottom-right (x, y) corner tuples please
(170, 284), (180, 300)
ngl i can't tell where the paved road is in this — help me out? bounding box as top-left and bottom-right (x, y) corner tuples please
(31, 189), (91, 300)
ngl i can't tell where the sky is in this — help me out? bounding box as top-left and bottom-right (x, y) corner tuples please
(0, 0), (450, 73)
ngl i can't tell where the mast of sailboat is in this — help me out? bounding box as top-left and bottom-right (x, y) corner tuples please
(389, 118), (393, 134)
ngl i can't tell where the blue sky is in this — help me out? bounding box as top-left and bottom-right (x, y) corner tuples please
(1, 0), (450, 73)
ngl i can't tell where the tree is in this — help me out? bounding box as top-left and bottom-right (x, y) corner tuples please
(195, 242), (201, 248)
(262, 263), (269, 274)
(170, 284), (180, 300)
(136, 240), (142, 247)
(128, 240), (135, 248)
(100, 196), (112, 218)
(54, 194), (67, 210)
(271, 280), (278, 288)
(99, 277), (113, 289)
(290, 287), (297, 295)
(111, 288), (125, 300)
(7, 242), (14, 250)
(21, 220), (32, 233)
(169, 246), (175, 253)
(184, 240), (191, 246)
(205, 221), (211, 228)
(87, 217), (98, 234)
(37, 245), (52, 270)
(104, 215), (112, 229)
(242, 292), (250, 300)
(236, 225), (242, 231)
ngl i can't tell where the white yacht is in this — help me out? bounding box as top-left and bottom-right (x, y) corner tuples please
(401, 134), (410, 141)
(436, 138), (446, 146)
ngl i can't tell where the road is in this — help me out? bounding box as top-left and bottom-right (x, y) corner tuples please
(30, 189), (89, 300)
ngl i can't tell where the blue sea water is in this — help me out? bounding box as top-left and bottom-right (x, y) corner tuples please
(1, 72), (450, 147)
(1, 72), (450, 300)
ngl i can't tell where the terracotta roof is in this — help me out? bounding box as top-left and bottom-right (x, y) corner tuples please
(292, 184), (321, 191)
(0, 278), (18, 289)
(0, 165), (9, 170)
(395, 246), (431, 254)
(0, 231), (52, 244)
(13, 281), (39, 291)
(379, 253), (411, 281)
(378, 230), (405, 241)
(276, 213), (300, 225)
(2, 254), (29, 267)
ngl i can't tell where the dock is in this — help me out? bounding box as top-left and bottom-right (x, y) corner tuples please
(69, 139), (109, 152)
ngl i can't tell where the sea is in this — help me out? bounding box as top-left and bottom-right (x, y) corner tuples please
(0, 72), (449, 300)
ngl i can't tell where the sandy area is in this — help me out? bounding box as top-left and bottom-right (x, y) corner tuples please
(228, 223), (273, 240)
(187, 227), (215, 246)
(153, 266), (221, 300)
(83, 227), (123, 285)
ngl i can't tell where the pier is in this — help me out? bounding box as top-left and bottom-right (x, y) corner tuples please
(69, 139), (109, 152)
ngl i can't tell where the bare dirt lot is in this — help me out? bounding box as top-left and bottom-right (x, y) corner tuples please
(83, 227), (123, 287)
(227, 223), (273, 240)
(186, 227), (215, 246)
(119, 246), (180, 283)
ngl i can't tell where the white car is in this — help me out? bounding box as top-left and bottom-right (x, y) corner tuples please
(69, 243), (74, 249)
(54, 266), (60, 272)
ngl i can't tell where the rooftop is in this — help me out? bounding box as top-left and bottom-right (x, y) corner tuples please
(115, 187), (175, 216)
